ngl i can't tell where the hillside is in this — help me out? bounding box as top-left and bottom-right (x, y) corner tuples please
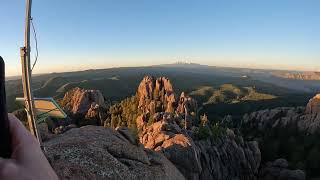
(190, 84), (277, 105)
(42, 76), (262, 179)
(22, 75), (310, 180)
(190, 84), (311, 121)
(273, 71), (320, 80)
(5, 64), (315, 113)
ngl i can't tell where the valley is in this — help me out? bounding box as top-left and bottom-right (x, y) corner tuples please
(8, 64), (320, 179)
(6, 64), (315, 114)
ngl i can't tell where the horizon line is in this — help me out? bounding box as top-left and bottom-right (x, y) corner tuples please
(6, 62), (319, 78)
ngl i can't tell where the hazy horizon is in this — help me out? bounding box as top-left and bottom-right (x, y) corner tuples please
(6, 61), (320, 78)
(1, 0), (320, 76)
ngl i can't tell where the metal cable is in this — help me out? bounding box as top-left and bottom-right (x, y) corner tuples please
(30, 18), (39, 72)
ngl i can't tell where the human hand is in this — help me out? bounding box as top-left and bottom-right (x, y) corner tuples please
(0, 114), (59, 180)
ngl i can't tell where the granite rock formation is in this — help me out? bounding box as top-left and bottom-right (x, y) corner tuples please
(45, 76), (317, 180)
(137, 112), (261, 180)
(60, 87), (107, 126)
(241, 94), (320, 179)
(134, 76), (262, 179)
(136, 76), (198, 128)
(45, 126), (185, 180)
(242, 93), (320, 135)
(137, 76), (177, 114)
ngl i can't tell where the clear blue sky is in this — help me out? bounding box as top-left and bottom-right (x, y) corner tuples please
(1, 0), (320, 76)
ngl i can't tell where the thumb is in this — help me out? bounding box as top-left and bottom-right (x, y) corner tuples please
(0, 157), (18, 178)
(7, 114), (41, 163)
(0, 157), (5, 168)
(8, 114), (39, 149)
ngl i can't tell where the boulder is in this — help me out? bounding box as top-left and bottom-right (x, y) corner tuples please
(44, 126), (185, 180)
(38, 122), (56, 141)
(116, 127), (138, 145)
(279, 169), (305, 180)
(53, 124), (77, 135)
(137, 112), (202, 179)
(272, 159), (289, 168)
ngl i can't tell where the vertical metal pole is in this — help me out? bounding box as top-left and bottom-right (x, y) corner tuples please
(20, 0), (42, 145)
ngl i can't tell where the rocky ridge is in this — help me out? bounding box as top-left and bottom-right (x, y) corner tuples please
(273, 71), (320, 81)
(241, 93), (320, 179)
(242, 93), (320, 135)
(41, 76), (315, 180)
(135, 76), (261, 180)
(136, 112), (261, 180)
(44, 76), (262, 179)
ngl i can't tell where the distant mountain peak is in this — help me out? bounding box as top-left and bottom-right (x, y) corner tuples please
(157, 62), (209, 68)
(173, 61), (202, 65)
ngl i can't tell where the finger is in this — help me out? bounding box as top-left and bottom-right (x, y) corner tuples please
(0, 157), (5, 167)
(7, 114), (43, 164)
(7, 114), (38, 150)
(0, 157), (17, 178)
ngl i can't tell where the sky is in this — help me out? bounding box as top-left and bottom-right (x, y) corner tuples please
(0, 0), (320, 76)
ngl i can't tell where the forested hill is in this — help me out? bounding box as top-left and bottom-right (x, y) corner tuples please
(6, 64), (316, 112)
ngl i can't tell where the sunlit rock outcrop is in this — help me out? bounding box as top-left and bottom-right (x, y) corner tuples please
(45, 126), (185, 180)
(60, 87), (107, 126)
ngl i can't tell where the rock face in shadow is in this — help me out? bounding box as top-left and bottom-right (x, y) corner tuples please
(45, 126), (185, 180)
(137, 112), (261, 180)
(259, 159), (305, 180)
(241, 94), (320, 179)
(196, 137), (260, 180)
(242, 94), (320, 135)
(242, 107), (305, 133)
(241, 107), (309, 179)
